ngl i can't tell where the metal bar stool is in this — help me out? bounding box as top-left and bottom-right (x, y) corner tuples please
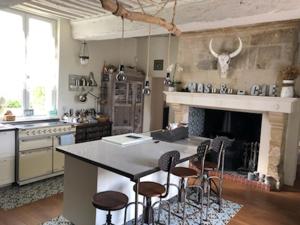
(124, 150), (180, 225)
(168, 143), (208, 225)
(92, 191), (129, 225)
(207, 137), (233, 212)
(192, 137), (233, 219)
(190, 140), (212, 220)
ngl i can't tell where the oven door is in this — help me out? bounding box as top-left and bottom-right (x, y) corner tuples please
(19, 147), (53, 181)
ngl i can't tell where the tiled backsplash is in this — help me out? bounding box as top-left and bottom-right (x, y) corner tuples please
(188, 107), (205, 136)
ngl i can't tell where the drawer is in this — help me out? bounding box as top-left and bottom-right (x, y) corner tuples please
(19, 147), (52, 181)
(19, 137), (52, 151)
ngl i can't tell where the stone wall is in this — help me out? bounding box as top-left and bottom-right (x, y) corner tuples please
(177, 21), (300, 96)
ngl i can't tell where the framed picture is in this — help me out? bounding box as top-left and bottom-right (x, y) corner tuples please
(153, 59), (164, 71)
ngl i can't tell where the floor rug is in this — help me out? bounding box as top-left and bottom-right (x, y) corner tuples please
(0, 175), (64, 210)
(41, 192), (242, 225)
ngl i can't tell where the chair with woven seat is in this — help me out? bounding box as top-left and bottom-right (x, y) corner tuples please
(92, 191), (129, 225)
(124, 150), (180, 225)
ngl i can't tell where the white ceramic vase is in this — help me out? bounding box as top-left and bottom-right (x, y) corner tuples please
(168, 86), (176, 92)
(280, 80), (294, 98)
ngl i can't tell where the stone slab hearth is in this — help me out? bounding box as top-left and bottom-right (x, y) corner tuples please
(165, 92), (300, 189)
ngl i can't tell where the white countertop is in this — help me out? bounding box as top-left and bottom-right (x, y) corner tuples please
(57, 136), (205, 180)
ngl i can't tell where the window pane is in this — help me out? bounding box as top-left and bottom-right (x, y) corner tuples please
(0, 11), (25, 116)
(27, 18), (56, 116)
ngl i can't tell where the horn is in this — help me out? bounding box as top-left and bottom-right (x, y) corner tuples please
(229, 37), (243, 58)
(209, 39), (219, 58)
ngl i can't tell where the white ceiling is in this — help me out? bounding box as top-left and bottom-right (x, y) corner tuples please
(0, 0), (176, 20)
(2, 0), (300, 40)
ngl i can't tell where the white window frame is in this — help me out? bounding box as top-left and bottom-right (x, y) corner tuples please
(1, 9), (58, 115)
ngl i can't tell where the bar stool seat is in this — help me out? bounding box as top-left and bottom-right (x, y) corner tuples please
(92, 191), (129, 211)
(191, 161), (218, 171)
(133, 181), (165, 198)
(171, 167), (197, 178)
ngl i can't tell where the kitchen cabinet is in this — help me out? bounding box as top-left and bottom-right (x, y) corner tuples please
(53, 136), (66, 172)
(0, 131), (15, 186)
(75, 121), (112, 143)
(101, 66), (145, 135)
(19, 147), (53, 180)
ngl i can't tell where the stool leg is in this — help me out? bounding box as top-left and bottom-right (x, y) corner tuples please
(143, 197), (153, 225)
(182, 187), (187, 225)
(157, 199), (162, 223)
(206, 180), (211, 221)
(106, 211), (113, 225)
(177, 177), (185, 213)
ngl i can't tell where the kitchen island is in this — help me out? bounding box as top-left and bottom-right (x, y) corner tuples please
(56, 136), (204, 225)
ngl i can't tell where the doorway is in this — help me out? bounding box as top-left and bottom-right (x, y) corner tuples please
(150, 77), (165, 130)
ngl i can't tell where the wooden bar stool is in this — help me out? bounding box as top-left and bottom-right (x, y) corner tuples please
(92, 191), (129, 225)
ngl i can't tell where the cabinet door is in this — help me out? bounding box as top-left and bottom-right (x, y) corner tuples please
(133, 82), (144, 133)
(0, 131), (15, 157)
(0, 156), (15, 186)
(53, 137), (65, 172)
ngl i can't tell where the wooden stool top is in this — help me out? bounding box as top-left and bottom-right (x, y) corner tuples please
(171, 166), (197, 178)
(92, 191), (128, 211)
(133, 181), (165, 198)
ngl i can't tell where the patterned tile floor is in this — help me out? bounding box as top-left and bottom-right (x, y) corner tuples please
(0, 175), (64, 210)
(41, 192), (242, 225)
(0, 175), (242, 225)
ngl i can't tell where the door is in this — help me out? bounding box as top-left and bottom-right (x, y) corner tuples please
(150, 77), (165, 130)
(19, 147), (52, 181)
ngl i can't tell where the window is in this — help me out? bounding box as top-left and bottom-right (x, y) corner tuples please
(0, 10), (57, 117)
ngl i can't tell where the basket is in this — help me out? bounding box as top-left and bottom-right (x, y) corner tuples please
(3, 115), (16, 121)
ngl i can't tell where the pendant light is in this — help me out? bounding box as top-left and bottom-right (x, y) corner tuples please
(164, 0), (178, 86)
(116, 17), (127, 82)
(164, 33), (172, 86)
(79, 41), (89, 65)
(142, 24), (152, 96)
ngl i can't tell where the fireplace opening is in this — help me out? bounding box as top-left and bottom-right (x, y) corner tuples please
(188, 107), (262, 173)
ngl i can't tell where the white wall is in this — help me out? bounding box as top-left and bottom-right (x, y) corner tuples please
(57, 19), (137, 116)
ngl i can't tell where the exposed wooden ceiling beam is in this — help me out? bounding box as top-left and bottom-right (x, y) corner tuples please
(47, 0), (104, 15)
(30, 0), (95, 17)
(21, 2), (84, 19)
(74, 0), (109, 13)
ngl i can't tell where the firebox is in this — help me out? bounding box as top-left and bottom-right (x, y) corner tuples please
(188, 107), (262, 172)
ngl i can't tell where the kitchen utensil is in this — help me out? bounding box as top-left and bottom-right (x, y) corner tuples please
(78, 93), (88, 102)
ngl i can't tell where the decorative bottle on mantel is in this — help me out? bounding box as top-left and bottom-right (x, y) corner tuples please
(279, 66), (299, 98)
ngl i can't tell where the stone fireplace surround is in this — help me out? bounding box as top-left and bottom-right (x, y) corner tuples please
(165, 91), (300, 188)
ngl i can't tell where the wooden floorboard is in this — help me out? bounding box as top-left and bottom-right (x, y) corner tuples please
(0, 167), (299, 225)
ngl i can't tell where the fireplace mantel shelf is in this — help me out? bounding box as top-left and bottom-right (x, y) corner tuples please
(164, 92), (300, 114)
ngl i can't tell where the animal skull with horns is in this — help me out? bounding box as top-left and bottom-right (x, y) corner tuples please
(209, 37), (243, 78)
